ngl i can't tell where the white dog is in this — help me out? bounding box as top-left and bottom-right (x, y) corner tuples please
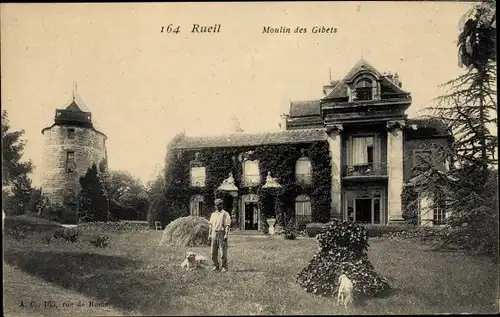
(337, 274), (354, 308)
(180, 251), (207, 271)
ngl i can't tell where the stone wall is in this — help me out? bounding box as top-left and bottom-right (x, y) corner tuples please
(41, 125), (107, 206)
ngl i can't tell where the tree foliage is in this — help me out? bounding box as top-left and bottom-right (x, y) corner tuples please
(457, 0), (496, 69)
(77, 163), (109, 222)
(105, 170), (149, 220)
(1, 110), (34, 215)
(415, 1), (498, 258)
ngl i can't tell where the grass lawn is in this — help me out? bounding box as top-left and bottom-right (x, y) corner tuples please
(3, 225), (499, 316)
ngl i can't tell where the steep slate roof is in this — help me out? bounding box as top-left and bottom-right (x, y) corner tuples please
(324, 58), (408, 100)
(171, 128), (327, 150)
(289, 100), (321, 117)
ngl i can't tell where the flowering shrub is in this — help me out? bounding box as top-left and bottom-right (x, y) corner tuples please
(296, 219), (390, 299)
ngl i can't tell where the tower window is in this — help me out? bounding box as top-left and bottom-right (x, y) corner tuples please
(67, 128), (75, 139)
(66, 151), (75, 173)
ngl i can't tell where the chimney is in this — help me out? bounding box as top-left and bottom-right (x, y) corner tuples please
(279, 113), (288, 131)
(230, 114), (244, 133)
(322, 84), (335, 96)
(393, 73), (400, 87)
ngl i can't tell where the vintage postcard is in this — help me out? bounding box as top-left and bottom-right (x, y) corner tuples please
(1, 1), (498, 316)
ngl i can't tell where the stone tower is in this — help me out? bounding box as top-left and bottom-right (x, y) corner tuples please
(40, 89), (107, 213)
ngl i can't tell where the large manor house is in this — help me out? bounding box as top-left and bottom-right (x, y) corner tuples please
(167, 59), (451, 230)
(40, 59), (450, 229)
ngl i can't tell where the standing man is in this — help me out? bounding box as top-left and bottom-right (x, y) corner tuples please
(208, 198), (231, 272)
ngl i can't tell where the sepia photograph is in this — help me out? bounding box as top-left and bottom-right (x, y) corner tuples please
(1, 1), (498, 316)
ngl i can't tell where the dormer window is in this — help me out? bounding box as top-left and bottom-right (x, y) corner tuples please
(355, 78), (373, 101)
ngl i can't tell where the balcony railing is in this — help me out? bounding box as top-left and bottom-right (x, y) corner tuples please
(55, 109), (92, 124)
(342, 163), (388, 177)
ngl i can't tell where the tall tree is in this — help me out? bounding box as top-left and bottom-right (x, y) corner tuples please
(416, 1), (497, 258)
(77, 163), (109, 222)
(106, 170), (149, 220)
(1, 110), (34, 214)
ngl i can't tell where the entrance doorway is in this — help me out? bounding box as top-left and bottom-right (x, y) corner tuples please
(345, 188), (384, 224)
(355, 198), (372, 223)
(244, 202), (259, 230)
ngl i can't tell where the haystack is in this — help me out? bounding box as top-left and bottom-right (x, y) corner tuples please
(159, 216), (210, 247)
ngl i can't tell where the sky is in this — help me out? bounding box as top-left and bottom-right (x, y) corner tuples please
(1, 2), (480, 187)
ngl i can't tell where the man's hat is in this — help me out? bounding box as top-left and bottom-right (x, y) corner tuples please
(214, 198), (224, 205)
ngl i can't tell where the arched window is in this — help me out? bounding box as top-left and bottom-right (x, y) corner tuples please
(190, 195), (204, 216)
(295, 194), (312, 224)
(295, 158), (312, 184)
(355, 77), (374, 101)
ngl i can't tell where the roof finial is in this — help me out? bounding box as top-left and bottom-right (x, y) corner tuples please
(72, 81), (76, 101)
(329, 66), (332, 81)
(361, 48), (364, 59)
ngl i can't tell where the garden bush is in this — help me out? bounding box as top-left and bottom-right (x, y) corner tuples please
(159, 216), (210, 247)
(53, 228), (80, 243)
(63, 228), (80, 243)
(296, 219), (390, 299)
(7, 224), (31, 240)
(90, 235), (110, 248)
(363, 224), (415, 237)
(42, 235), (53, 245)
(305, 223), (326, 238)
(284, 219), (297, 240)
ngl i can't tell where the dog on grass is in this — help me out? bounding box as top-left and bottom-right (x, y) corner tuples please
(180, 251), (208, 271)
(337, 274), (354, 308)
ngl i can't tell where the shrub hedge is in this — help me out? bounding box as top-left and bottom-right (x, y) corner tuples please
(77, 221), (149, 232)
(305, 223), (326, 238)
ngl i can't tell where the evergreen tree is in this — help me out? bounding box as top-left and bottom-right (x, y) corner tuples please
(77, 163), (109, 222)
(1, 110), (34, 215)
(417, 1), (497, 258)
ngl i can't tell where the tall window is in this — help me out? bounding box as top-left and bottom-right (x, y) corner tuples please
(352, 136), (374, 165)
(67, 128), (75, 139)
(243, 160), (260, 186)
(355, 78), (373, 101)
(295, 158), (312, 184)
(433, 194), (446, 225)
(66, 151), (75, 173)
(414, 150), (433, 171)
(190, 195), (204, 216)
(295, 194), (312, 223)
(190, 166), (206, 187)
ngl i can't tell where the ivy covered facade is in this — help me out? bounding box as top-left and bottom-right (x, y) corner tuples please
(164, 59), (452, 230)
